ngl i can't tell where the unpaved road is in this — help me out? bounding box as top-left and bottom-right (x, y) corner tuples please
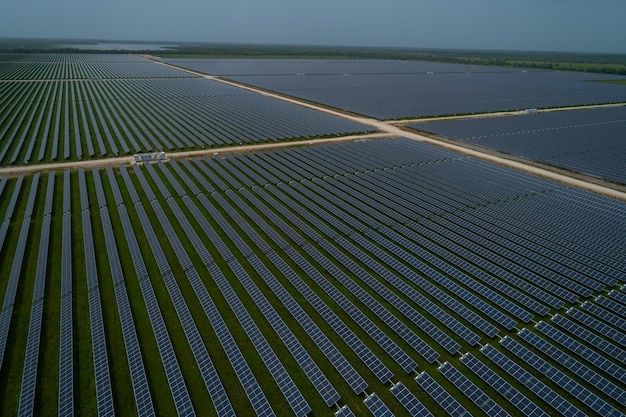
(2, 55), (625, 202)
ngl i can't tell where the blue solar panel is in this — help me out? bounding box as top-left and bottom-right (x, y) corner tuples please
(335, 405), (356, 417)
(390, 382), (433, 417)
(94, 169), (156, 417)
(501, 335), (617, 416)
(79, 169), (115, 417)
(438, 362), (509, 417)
(522, 326), (626, 404)
(416, 106), (626, 185)
(17, 174), (54, 417)
(481, 343), (585, 417)
(218, 67), (626, 120)
(551, 314), (626, 369)
(364, 392), (394, 417)
(119, 166), (199, 417)
(582, 302), (626, 331)
(128, 167), (277, 417)
(567, 308), (626, 347)
(461, 352), (549, 417)
(133, 170), (240, 416)
(415, 371), (471, 417)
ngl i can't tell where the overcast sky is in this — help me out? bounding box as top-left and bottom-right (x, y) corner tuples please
(2, 0), (625, 53)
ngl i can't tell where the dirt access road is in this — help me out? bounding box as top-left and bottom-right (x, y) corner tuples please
(2, 54), (625, 202)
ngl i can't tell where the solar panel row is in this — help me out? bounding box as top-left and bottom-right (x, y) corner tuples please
(159, 193), (275, 417)
(500, 335), (620, 416)
(0, 74), (373, 165)
(537, 315), (626, 384)
(0, 54), (194, 79)
(78, 169), (115, 417)
(363, 392), (394, 417)
(567, 308), (626, 347)
(175, 166), (357, 404)
(243, 183), (417, 374)
(582, 302), (626, 331)
(17, 173), (53, 417)
(117, 169), (196, 417)
(280, 175), (491, 343)
(597, 296), (626, 317)
(58, 171), (73, 417)
(609, 290), (626, 305)
(0, 174), (38, 374)
(164, 182), (311, 415)
(415, 371), (471, 417)
(461, 352), (549, 417)
(256, 143), (540, 334)
(128, 173), (240, 417)
(0, 175), (24, 254)
(390, 381), (433, 417)
(2, 135), (625, 416)
(222, 69), (626, 119)
(438, 362), (509, 417)
(266, 143), (548, 322)
(520, 328), (626, 404)
(260, 184), (424, 369)
(481, 344), (585, 417)
(93, 169), (155, 417)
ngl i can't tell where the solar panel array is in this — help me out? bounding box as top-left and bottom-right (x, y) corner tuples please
(186, 64), (626, 119)
(162, 57), (529, 76)
(0, 56), (373, 165)
(0, 137), (625, 416)
(0, 53), (195, 80)
(414, 106), (626, 184)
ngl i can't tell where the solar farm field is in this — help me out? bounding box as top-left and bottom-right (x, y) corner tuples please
(1, 138), (625, 416)
(160, 58), (528, 76)
(162, 58), (626, 119)
(0, 54), (374, 165)
(411, 105), (626, 185)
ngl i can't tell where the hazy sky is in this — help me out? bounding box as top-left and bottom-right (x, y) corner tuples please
(2, 0), (625, 53)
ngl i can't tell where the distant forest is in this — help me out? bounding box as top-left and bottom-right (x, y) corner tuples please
(2, 38), (626, 75)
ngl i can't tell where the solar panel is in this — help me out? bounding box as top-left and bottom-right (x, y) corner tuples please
(364, 392), (394, 417)
(277, 248), (393, 384)
(481, 343), (585, 417)
(131, 170), (276, 417)
(140, 195), (238, 415)
(79, 170), (115, 417)
(461, 352), (549, 417)
(94, 170), (156, 417)
(58, 172), (73, 417)
(390, 382), (433, 417)
(415, 106), (626, 185)
(306, 243), (418, 373)
(415, 371), (472, 417)
(17, 176), (53, 416)
(335, 405), (356, 417)
(242, 253), (341, 406)
(552, 314), (626, 368)
(582, 302), (626, 331)
(522, 326), (626, 404)
(438, 362), (509, 417)
(242, 187), (393, 382)
(501, 335), (616, 416)
(119, 168), (197, 417)
(567, 308), (626, 347)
